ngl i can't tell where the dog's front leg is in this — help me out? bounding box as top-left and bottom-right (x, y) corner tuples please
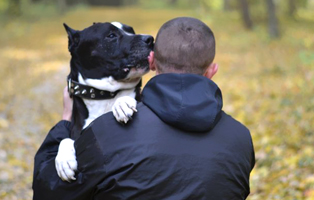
(112, 96), (137, 124)
(55, 138), (77, 182)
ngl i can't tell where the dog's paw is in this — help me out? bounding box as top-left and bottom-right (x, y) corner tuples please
(112, 96), (137, 124)
(55, 138), (77, 182)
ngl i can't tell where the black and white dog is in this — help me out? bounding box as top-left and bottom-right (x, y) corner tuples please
(55, 22), (154, 181)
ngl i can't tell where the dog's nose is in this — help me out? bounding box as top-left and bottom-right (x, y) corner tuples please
(142, 35), (154, 46)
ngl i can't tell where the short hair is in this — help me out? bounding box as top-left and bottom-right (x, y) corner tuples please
(154, 17), (215, 75)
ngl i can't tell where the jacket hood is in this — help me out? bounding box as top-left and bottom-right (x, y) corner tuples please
(142, 73), (223, 132)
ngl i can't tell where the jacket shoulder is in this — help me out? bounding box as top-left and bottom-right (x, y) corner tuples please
(216, 111), (255, 167)
(214, 111), (254, 156)
(90, 102), (153, 129)
(219, 111), (251, 135)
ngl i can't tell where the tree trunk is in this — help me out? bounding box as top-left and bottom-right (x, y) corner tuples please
(88, 0), (123, 6)
(288, 0), (296, 17)
(7, 0), (21, 16)
(123, 0), (138, 6)
(57, 0), (67, 14)
(169, 0), (178, 5)
(224, 0), (231, 11)
(266, 0), (280, 38)
(239, 0), (253, 29)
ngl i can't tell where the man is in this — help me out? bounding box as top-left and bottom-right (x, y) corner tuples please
(33, 17), (255, 200)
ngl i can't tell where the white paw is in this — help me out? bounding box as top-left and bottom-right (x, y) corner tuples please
(112, 96), (137, 124)
(55, 138), (77, 182)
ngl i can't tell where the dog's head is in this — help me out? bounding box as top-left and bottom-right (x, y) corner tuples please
(64, 22), (154, 83)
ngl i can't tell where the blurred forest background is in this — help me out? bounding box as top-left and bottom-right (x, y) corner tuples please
(0, 0), (313, 199)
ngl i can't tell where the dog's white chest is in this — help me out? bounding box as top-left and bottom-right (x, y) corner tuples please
(78, 73), (140, 129)
(82, 89), (136, 129)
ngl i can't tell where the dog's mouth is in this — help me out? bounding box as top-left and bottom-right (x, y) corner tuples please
(123, 59), (149, 72)
(123, 63), (145, 71)
(118, 77), (141, 83)
(119, 62), (149, 83)
(123, 64), (137, 71)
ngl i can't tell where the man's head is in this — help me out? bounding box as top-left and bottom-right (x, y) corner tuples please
(149, 17), (218, 78)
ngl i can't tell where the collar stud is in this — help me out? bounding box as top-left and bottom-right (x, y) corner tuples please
(67, 78), (123, 100)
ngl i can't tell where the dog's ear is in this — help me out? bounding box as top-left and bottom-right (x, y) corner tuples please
(122, 24), (135, 34)
(63, 23), (80, 52)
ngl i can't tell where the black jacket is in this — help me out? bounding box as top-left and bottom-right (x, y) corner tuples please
(33, 73), (255, 200)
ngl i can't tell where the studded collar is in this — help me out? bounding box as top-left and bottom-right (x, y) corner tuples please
(68, 78), (121, 100)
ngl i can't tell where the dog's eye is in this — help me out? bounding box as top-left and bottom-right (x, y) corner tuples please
(107, 33), (117, 39)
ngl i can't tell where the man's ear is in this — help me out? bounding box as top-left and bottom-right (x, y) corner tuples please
(204, 63), (218, 79)
(148, 51), (157, 71)
(63, 23), (79, 52)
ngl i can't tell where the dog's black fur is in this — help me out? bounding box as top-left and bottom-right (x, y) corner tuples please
(64, 22), (153, 139)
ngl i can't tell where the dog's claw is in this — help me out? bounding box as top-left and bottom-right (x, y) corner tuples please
(131, 107), (137, 112)
(112, 96), (137, 124)
(118, 121), (126, 126)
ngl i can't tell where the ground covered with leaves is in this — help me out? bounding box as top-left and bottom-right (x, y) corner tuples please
(0, 6), (313, 200)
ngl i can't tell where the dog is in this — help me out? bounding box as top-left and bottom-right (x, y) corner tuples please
(55, 22), (154, 182)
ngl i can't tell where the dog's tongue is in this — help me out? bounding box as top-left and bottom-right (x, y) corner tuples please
(123, 68), (130, 72)
(122, 64), (136, 72)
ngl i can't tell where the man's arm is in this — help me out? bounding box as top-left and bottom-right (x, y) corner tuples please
(32, 120), (73, 199)
(33, 120), (71, 178)
(33, 86), (73, 187)
(32, 122), (106, 200)
(33, 87), (108, 200)
(32, 87), (75, 199)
